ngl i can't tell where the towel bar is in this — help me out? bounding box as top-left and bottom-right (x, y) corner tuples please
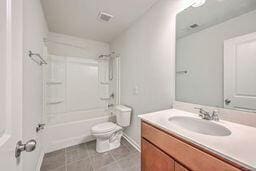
(28, 50), (47, 66)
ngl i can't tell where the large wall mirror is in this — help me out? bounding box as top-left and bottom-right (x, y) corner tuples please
(175, 0), (256, 112)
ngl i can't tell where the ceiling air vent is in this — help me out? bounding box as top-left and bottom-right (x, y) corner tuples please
(98, 11), (113, 22)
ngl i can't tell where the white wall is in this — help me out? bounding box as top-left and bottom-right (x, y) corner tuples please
(46, 32), (110, 59)
(176, 10), (256, 108)
(110, 0), (193, 146)
(23, 0), (48, 170)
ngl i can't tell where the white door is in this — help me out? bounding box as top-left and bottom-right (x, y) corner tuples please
(0, 0), (37, 170)
(224, 32), (256, 112)
(0, 0), (23, 170)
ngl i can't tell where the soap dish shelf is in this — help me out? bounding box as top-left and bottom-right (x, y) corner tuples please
(46, 81), (63, 85)
(47, 98), (64, 105)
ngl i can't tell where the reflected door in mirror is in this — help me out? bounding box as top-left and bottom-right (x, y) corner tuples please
(224, 32), (256, 112)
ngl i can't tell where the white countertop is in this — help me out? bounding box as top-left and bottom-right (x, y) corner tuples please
(139, 109), (256, 170)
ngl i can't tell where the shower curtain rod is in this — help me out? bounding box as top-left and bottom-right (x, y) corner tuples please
(98, 52), (114, 58)
(44, 38), (120, 59)
(98, 52), (118, 59)
(44, 38), (88, 50)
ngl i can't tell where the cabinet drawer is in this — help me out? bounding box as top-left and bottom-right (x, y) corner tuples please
(142, 122), (241, 171)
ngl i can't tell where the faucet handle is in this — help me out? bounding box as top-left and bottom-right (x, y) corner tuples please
(194, 107), (211, 120)
(194, 107), (203, 112)
(194, 107), (207, 114)
(212, 110), (220, 121)
(194, 107), (205, 118)
(36, 123), (46, 132)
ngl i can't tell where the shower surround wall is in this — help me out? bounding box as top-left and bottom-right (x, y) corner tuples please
(45, 55), (109, 123)
(44, 32), (116, 152)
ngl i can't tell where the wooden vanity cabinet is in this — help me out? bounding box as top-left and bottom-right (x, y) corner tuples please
(142, 137), (189, 171)
(141, 121), (246, 171)
(174, 162), (189, 171)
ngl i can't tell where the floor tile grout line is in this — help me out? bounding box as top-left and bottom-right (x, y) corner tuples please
(42, 139), (140, 171)
(88, 142), (118, 170)
(109, 150), (118, 163)
(123, 140), (140, 153)
(65, 147), (68, 171)
(85, 143), (94, 171)
(96, 160), (122, 170)
(65, 144), (92, 167)
(109, 143), (125, 161)
(40, 150), (67, 171)
(86, 143), (95, 170)
(90, 153), (115, 170)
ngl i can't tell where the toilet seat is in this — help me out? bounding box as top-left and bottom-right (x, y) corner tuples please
(91, 122), (117, 134)
(91, 121), (123, 153)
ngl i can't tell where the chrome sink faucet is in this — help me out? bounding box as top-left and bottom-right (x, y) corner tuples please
(194, 107), (212, 120)
(194, 107), (219, 121)
(212, 110), (220, 121)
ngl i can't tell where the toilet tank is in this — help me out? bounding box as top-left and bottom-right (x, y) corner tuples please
(115, 105), (132, 127)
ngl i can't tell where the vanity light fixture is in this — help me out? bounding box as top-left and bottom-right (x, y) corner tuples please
(192, 0), (206, 7)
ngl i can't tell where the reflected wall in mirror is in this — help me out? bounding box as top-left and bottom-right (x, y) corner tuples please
(175, 0), (256, 112)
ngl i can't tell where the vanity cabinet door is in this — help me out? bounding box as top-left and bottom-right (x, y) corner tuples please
(175, 162), (189, 171)
(142, 138), (175, 171)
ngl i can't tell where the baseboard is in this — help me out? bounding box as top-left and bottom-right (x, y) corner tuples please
(122, 133), (141, 152)
(36, 150), (45, 171)
(46, 132), (141, 153)
(46, 134), (95, 153)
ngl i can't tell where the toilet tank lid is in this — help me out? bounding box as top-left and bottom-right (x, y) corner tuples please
(115, 105), (132, 112)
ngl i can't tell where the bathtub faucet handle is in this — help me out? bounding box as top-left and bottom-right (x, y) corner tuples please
(108, 104), (114, 108)
(36, 123), (46, 132)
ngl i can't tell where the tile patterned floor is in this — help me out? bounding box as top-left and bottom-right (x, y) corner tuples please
(40, 138), (141, 171)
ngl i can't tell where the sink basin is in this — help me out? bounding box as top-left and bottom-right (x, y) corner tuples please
(168, 116), (231, 136)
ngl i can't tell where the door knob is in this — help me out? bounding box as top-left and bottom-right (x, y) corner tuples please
(15, 139), (37, 158)
(225, 98), (231, 105)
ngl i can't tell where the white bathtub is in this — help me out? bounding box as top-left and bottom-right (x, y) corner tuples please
(44, 109), (115, 153)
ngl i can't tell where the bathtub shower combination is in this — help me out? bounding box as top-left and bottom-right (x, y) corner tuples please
(43, 53), (120, 152)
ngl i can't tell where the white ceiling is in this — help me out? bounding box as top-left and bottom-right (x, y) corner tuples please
(41, 0), (159, 42)
(177, 0), (256, 38)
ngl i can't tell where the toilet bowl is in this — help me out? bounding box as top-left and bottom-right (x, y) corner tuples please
(91, 122), (122, 153)
(91, 105), (132, 153)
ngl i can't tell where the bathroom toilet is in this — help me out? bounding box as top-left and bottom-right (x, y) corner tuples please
(91, 105), (132, 153)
